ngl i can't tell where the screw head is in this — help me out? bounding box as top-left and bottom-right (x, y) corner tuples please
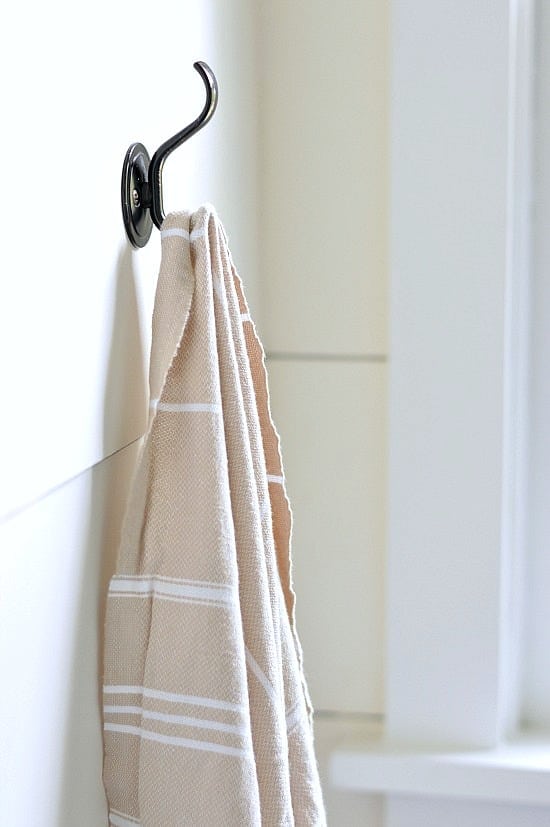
(132, 188), (140, 208)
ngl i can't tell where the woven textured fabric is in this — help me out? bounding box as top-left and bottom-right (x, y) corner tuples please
(102, 206), (326, 826)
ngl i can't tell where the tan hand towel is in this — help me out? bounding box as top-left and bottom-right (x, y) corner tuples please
(102, 206), (327, 826)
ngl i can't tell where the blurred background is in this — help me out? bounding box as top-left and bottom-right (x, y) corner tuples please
(1, 1), (549, 825)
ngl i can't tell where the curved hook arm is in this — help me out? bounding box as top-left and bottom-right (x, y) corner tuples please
(148, 61), (219, 229)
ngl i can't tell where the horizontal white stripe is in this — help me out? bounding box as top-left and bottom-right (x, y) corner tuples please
(109, 576), (235, 604)
(160, 227), (189, 239)
(160, 227), (206, 241)
(109, 810), (141, 827)
(149, 400), (222, 413)
(108, 592), (232, 609)
(241, 313), (251, 322)
(110, 808), (140, 824)
(104, 722), (252, 758)
(115, 574), (231, 588)
(104, 705), (246, 736)
(103, 685), (244, 714)
(267, 474), (284, 485)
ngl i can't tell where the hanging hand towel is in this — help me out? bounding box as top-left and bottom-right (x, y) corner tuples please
(102, 206), (327, 826)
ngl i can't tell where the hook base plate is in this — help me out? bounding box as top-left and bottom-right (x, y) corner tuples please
(121, 143), (153, 248)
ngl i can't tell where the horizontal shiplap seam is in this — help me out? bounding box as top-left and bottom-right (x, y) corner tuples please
(0, 433), (144, 526)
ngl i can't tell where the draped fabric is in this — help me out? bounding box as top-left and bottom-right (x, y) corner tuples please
(102, 206), (326, 826)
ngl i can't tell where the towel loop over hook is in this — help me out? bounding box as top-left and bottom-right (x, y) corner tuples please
(121, 61), (219, 248)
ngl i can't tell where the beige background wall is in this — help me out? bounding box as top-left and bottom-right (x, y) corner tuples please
(256, 1), (389, 821)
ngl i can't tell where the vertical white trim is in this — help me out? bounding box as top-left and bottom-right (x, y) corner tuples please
(499, 0), (534, 739)
(386, 0), (532, 750)
(521, 0), (550, 730)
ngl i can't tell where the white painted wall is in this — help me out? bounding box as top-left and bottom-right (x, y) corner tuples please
(0, 2), (260, 825)
(0, 441), (140, 826)
(0, 0), (261, 521)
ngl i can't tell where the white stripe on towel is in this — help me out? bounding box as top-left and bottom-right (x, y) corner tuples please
(160, 227), (189, 240)
(108, 592), (234, 609)
(103, 686), (244, 714)
(104, 723), (252, 759)
(240, 313), (251, 322)
(109, 575), (236, 605)
(118, 573), (232, 589)
(103, 705), (247, 736)
(245, 648), (279, 707)
(260, 498), (271, 521)
(285, 701), (306, 735)
(267, 474), (284, 485)
(109, 810), (141, 827)
(108, 584), (235, 609)
(160, 227), (206, 241)
(212, 275), (224, 300)
(149, 400), (222, 413)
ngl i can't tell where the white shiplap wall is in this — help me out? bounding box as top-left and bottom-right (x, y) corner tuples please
(0, 2), (260, 824)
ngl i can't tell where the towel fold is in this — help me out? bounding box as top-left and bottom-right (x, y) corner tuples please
(102, 206), (326, 826)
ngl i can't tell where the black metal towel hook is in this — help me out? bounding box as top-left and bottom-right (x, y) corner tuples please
(121, 61), (219, 248)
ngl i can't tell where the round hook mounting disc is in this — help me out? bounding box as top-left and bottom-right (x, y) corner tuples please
(121, 143), (153, 248)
